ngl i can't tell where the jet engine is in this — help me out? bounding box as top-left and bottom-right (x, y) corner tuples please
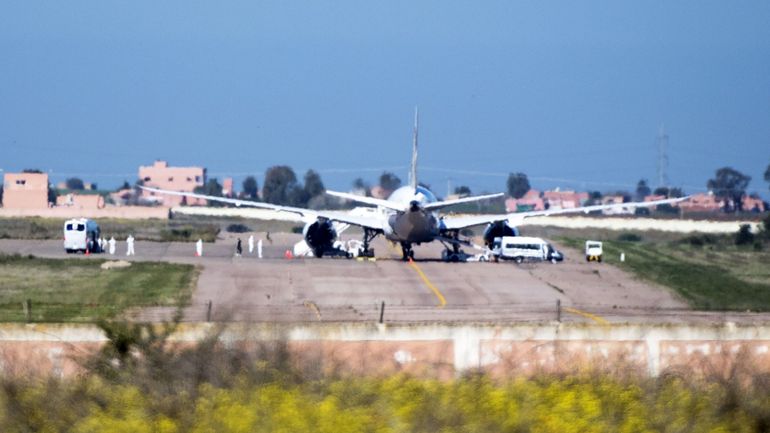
(483, 221), (519, 246)
(303, 219), (337, 257)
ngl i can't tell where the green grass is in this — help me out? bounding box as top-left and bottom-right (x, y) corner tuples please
(561, 237), (770, 311)
(0, 216), (220, 242)
(0, 254), (198, 322)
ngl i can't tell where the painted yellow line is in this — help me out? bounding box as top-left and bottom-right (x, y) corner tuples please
(408, 258), (447, 308)
(563, 306), (609, 325)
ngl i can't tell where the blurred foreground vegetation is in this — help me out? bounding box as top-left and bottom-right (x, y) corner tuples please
(2, 322), (770, 433)
(0, 254), (196, 321)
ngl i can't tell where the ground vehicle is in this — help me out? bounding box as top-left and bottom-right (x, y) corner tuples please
(64, 218), (102, 253)
(491, 236), (564, 263)
(585, 240), (603, 262)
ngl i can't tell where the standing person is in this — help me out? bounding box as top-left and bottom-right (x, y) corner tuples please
(257, 238), (263, 259)
(98, 237), (104, 253)
(235, 238), (242, 257)
(196, 239), (203, 257)
(108, 237), (116, 255)
(248, 234), (254, 254)
(266, 231), (272, 244)
(126, 234), (135, 256)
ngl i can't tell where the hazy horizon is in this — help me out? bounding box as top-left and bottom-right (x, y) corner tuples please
(2, 1), (769, 199)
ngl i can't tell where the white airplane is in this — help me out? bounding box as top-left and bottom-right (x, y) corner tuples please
(142, 111), (687, 261)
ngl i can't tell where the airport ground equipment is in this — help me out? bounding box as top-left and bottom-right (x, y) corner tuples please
(492, 236), (564, 264)
(585, 240), (603, 262)
(63, 218), (102, 254)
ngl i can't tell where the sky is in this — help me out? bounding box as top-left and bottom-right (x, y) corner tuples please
(1, 1), (769, 199)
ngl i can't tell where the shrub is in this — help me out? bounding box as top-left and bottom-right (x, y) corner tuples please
(680, 234), (719, 247)
(226, 223), (251, 233)
(617, 233), (642, 242)
(735, 224), (755, 246)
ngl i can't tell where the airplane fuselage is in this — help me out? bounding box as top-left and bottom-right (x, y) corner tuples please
(382, 185), (441, 244)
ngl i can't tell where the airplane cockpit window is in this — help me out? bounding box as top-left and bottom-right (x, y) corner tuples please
(66, 224), (73, 230)
(76, 224), (85, 231)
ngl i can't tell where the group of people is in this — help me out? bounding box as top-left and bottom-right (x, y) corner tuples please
(96, 235), (134, 256)
(95, 233), (267, 258)
(195, 234), (264, 258)
(234, 234), (264, 257)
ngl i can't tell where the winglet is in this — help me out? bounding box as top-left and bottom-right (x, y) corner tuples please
(409, 107), (419, 191)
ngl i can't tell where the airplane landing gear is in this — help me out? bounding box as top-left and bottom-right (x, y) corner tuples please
(359, 228), (379, 258)
(400, 242), (414, 261)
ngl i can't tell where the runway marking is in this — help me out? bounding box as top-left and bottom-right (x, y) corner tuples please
(563, 306), (609, 325)
(407, 258), (447, 308)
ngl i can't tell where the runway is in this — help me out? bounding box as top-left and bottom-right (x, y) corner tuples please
(2, 234), (768, 324)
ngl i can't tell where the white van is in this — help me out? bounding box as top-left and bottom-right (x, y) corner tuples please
(492, 236), (564, 264)
(585, 240), (603, 262)
(64, 218), (102, 254)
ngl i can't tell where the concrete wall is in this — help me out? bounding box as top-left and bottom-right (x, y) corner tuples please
(0, 206), (170, 219)
(1, 323), (769, 378)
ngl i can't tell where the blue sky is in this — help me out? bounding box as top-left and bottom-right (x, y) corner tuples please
(2, 1), (769, 198)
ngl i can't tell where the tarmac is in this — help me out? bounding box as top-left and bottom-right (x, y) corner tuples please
(2, 234), (769, 324)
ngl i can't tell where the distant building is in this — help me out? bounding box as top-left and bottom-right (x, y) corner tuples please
(601, 195), (633, 215)
(542, 190), (588, 210)
(222, 177), (234, 198)
(109, 188), (136, 206)
(505, 189), (545, 212)
(2, 172), (49, 209)
(679, 193), (722, 213)
(56, 193), (105, 209)
(138, 160), (206, 206)
(370, 185), (389, 200)
(742, 196), (766, 213)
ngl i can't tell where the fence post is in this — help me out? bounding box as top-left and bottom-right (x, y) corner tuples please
(24, 299), (31, 322)
(379, 301), (385, 324)
(556, 299), (561, 323)
(206, 300), (212, 322)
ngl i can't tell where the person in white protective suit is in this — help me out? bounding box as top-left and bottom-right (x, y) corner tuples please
(108, 237), (116, 255)
(248, 234), (254, 254)
(257, 238), (263, 259)
(196, 239), (203, 257)
(126, 234), (135, 256)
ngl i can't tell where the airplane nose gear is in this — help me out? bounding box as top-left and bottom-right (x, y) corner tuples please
(400, 242), (414, 261)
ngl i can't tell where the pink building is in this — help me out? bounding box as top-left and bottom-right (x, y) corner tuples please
(2, 172), (49, 209)
(56, 193), (105, 209)
(505, 189), (545, 212)
(742, 196), (766, 213)
(138, 160), (206, 206)
(679, 193), (722, 212)
(222, 177), (234, 198)
(542, 190), (588, 210)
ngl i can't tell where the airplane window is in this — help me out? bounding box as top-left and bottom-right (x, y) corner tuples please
(77, 224), (85, 231)
(66, 224), (73, 230)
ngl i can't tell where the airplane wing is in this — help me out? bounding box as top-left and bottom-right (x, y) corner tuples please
(140, 186), (384, 230)
(441, 196), (690, 230)
(324, 190), (405, 211)
(423, 192), (505, 211)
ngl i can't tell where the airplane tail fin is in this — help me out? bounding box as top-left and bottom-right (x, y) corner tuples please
(409, 107), (418, 191)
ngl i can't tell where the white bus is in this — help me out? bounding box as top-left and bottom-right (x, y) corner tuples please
(64, 218), (102, 254)
(492, 236), (564, 263)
